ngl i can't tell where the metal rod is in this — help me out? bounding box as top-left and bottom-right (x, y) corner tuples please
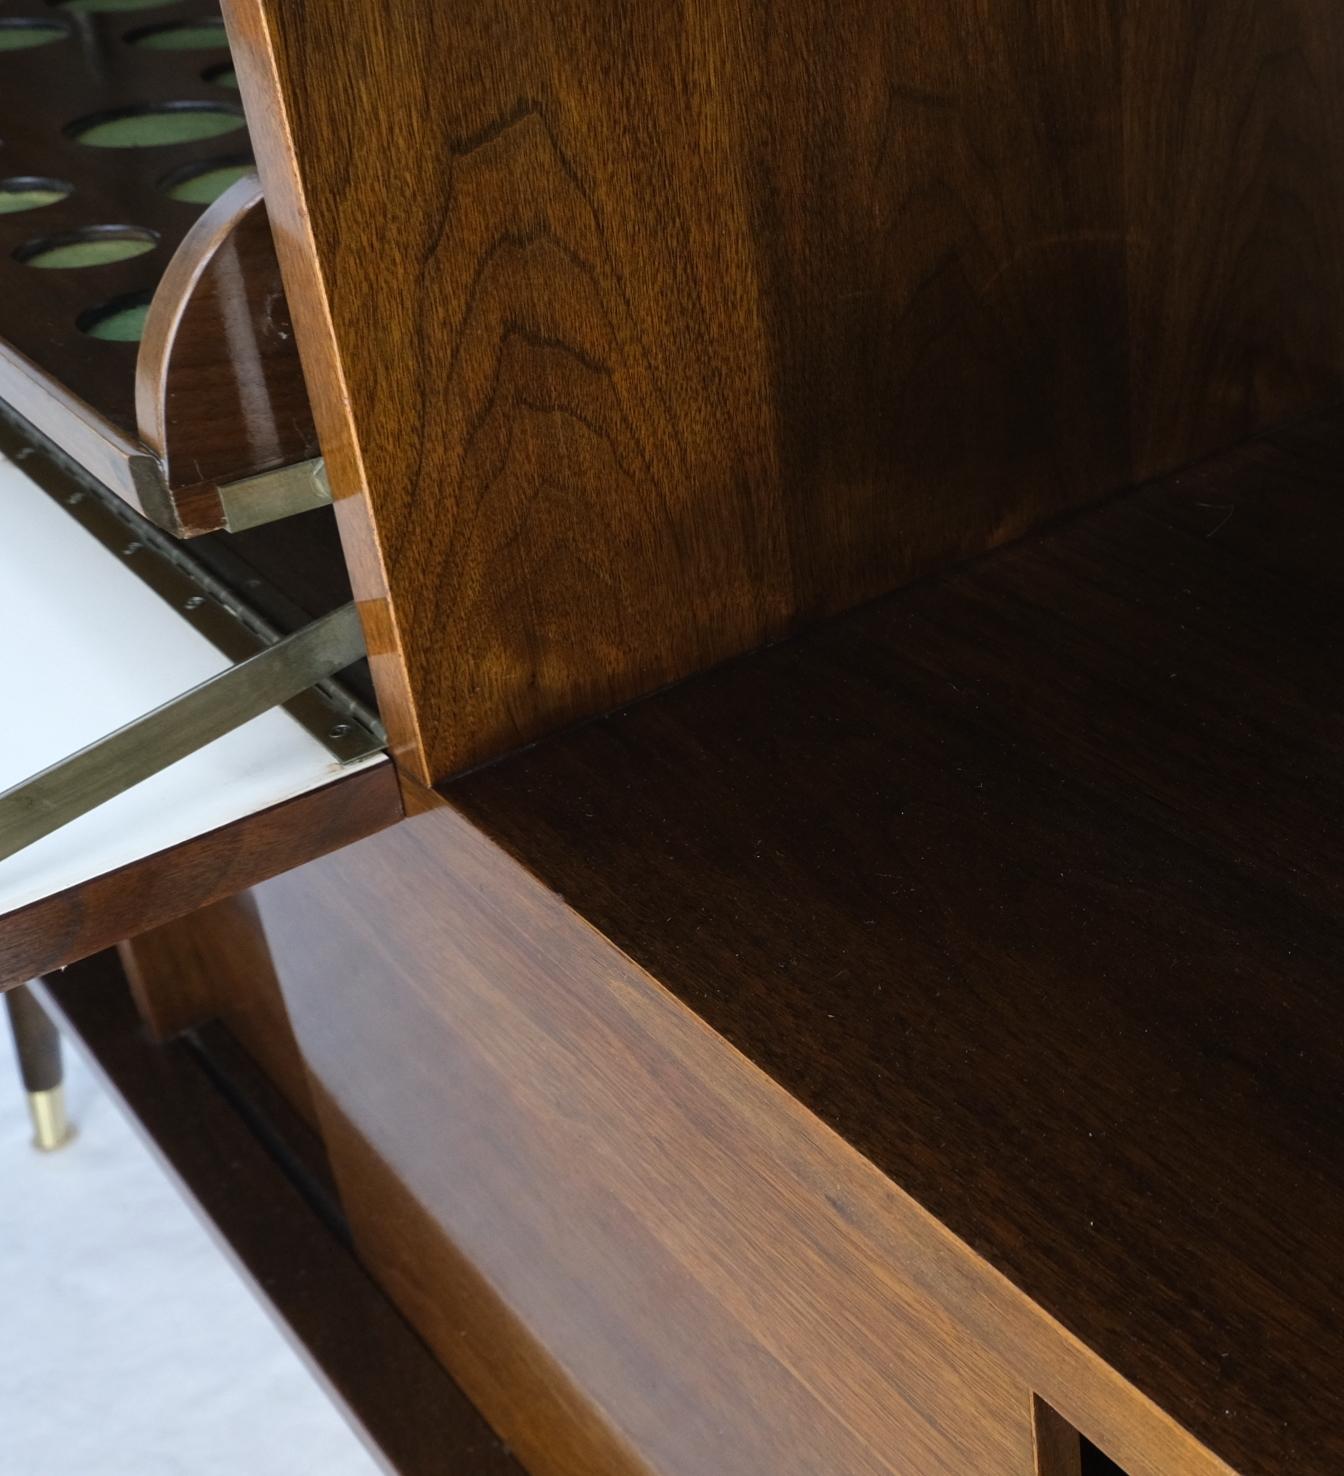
(0, 602), (366, 863)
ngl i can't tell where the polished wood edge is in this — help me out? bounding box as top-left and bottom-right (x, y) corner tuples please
(34, 956), (525, 1476)
(0, 762), (402, 992)
(0, 339), (166, 519)
(134, 174), (254, 534)
(137, 172), (266, 463)
(222, 0), (434, 785)
(136, 169), (316, 535)
(429, 800), (1238, 1476)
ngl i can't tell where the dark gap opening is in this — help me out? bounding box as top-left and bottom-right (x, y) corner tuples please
(1081, 1436), (1128, 1475)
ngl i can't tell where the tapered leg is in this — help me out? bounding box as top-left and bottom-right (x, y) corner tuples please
(5, 984), (73, 1151)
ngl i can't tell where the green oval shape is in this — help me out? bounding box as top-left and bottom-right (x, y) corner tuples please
(73, 107), (246, 148)
(84, 301), (150, 341)
(78, 291), (153, 341)
(23, 234), (156, 268)
(165, 162), (251, 205)
(131, 22), (227, 51)
(0, 181), (72, 214)
(0, 22), (68, 50)
(59, 0), (176, 12)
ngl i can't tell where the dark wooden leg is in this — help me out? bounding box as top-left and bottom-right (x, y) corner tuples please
(5, 983), (73, 1151)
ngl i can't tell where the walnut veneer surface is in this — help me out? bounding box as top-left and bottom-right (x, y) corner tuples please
(256, 414), (1344, 1476)
(441, 412), (1344, 1476)
(227, 0), (1344, 783)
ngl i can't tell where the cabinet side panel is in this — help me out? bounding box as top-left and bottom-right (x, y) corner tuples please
(228, 0), (1344, 784)
(225, 0), (1129, 783)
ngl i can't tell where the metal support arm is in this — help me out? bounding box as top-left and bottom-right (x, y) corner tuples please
(0, 602), (367, 864)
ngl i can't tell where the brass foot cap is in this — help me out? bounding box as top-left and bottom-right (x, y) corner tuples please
(27, 1085), (74, 1152)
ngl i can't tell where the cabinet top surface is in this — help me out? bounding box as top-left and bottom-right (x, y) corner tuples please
(447, 412), (1344, 1476)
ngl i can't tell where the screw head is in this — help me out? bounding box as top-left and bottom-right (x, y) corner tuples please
(123, 540), (141, 556)
(183, 595), (206, 611)
(328, 722), (353, 740)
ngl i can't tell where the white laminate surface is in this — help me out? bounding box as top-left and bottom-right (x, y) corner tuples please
(0, 449), (382, 915)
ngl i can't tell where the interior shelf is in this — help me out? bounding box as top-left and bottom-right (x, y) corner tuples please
(444, 408), (1344, 1476)
(0, 1), (316, 533)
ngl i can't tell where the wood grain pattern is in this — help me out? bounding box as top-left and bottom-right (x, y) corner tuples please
(259, 412), (1344, 1476)
(119, 891), (319, 1127)
(1124, 0), (1344, 478)
(225, 0), (1132, 783)
(38, 954), (524, 1476)
(228, 0), (1344, 784)
(433, 412), (1344, 1476)
(255, 796), (1233, 1476)
(258, 816), (1046, 1476)
(0, 762), (400, 992)
(137, 173), (318, 531)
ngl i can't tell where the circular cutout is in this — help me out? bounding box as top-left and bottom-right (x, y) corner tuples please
(159, 156), (251, 205)
(17, 225), (157, 268)
(0, 176), (72, 214)
(0, 18), (69, 49)
(78, 290), (152, 342)
(68, 101), (246, 148)
(55, 0), (176, 12)
(202, 61), (237, 90)
(126, 19), (227, 50)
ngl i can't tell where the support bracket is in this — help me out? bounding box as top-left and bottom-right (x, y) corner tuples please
(0, 602), (369, 863)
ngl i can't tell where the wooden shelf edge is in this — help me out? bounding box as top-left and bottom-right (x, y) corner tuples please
(0, 762), (402, 992)
(0, 341), (168, 520)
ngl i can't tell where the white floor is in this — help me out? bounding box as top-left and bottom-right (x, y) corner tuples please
(0, 1007), (384, 1476)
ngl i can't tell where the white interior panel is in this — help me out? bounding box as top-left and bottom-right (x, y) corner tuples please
(0, 449), (383, 916)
